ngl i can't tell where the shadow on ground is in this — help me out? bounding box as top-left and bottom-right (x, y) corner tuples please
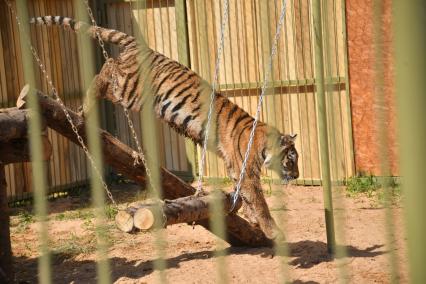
(14, 240), (385, 283)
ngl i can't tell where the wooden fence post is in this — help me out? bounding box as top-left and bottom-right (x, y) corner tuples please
(0, 164), (13, 283)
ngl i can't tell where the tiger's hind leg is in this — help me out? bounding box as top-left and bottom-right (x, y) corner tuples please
(240, 178), (285, 242)
(241, 200), (259, 226)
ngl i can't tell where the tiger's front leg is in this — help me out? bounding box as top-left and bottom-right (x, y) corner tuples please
(77, 74), (108, 116)
(240, 178), (285, 242)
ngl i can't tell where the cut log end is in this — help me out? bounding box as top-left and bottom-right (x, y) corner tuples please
(115, 210), (134, 233)
(134, 208), (155, 231)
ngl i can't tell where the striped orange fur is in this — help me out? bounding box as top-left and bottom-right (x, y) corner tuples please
(32, 16), (299, 240)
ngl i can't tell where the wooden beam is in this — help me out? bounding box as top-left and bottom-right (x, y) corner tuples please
(0, 108), (45, 142)
(17, 86), (272, 247)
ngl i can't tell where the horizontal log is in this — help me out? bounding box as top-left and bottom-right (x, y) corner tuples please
(17, 85), (272, 247)
(0, 136), (52, 164)
(0, 108), (45, 142)
(116, 192), (241, 231)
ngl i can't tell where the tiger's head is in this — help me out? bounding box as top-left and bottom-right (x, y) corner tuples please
(263, 132), (299, 183)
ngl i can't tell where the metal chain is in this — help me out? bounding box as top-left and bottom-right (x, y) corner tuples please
(231, 0), (288, 210)
(196, 0), (230, 195)
(3, 0), (118, 206)
(81, 1), (157, 192)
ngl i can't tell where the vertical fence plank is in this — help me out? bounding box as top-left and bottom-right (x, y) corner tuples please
(312, 0), (336, 254)
(394, 1), (426, 283)
(14, 1), (52, 282)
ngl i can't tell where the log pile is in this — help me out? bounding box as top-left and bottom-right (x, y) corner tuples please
(17, 85), (273, 247)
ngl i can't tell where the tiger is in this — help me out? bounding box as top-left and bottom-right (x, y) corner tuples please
(31, 15), (299, 241)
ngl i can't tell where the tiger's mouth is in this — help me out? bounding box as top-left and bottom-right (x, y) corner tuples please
(281, 173), (296, 184)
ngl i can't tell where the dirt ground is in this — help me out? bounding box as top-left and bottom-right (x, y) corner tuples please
(10, 182), (408, 283)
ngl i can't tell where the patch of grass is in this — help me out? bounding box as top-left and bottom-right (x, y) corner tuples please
(346, 175), (381, 197)
(53, 209), (94, 222)
(377, 183), (403, 205)
(345, 175), (402, 203)
(12, 211), (35, 232)
(104, 205), (118, 220)
(51, 232), (97, 262)
(53, 205), (117, 222)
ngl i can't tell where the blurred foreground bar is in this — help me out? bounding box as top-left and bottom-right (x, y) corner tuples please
(394, 1), (426, 283)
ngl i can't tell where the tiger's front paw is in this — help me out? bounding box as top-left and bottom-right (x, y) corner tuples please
(267, 227), (286, 244)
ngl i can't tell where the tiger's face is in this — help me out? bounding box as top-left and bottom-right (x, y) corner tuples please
(263, 134), (299, 182)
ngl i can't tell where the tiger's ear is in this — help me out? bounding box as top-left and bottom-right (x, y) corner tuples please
(281, 134), (297, 145)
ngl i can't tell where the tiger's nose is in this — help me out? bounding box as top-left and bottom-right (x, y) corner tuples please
(293, 170), (299, 179)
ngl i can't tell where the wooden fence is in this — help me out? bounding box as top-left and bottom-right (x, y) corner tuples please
(0, 0), (354, 201)
(0, 0), (88, 202)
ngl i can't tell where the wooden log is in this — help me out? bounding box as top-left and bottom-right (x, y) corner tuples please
(0, 164), (13, 283)
(0, 136), (52, 164)
(0, 108), (47, 142)
(17, 85), (272, 247)
(0, 108), (31, 142)
(115, 207), (137, 233)
(116, 192), (240, 231)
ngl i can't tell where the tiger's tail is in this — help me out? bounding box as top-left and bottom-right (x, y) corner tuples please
(30, 16), (136, 48)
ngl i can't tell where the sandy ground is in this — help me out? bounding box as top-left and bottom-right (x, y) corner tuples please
(10, 183), (408, 283)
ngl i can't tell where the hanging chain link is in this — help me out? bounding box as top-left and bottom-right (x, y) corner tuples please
(3, 0), (118, 206)
(82, 1), (158, 192)
(230, 0), (288, 210)
(195, 0), (230, 195)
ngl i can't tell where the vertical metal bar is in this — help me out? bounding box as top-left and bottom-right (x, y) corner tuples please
(312, 0), (336, 254)
(322, 0), (338, 183)
(97, 0), (117, 181)
(210, 185), (228, 284)
(322, 0), (349, 281)
(393, 1), (426, 283)
(175, 0), (197, 179)
(132, 1), (167, 282)
(73, 1), (110, 283)
(206, 1), (228, 282)
(372, 1), (400, 283)
(15, 1), (52, 283)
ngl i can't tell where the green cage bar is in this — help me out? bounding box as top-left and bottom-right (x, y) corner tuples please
(132, 1), (168, 282)
(312, 0), (336, 254)
(373, 0), (399, 283)
(394, 1), (426, 283)
(15, 1), (52, 283)
(73, 1), (111, 283)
